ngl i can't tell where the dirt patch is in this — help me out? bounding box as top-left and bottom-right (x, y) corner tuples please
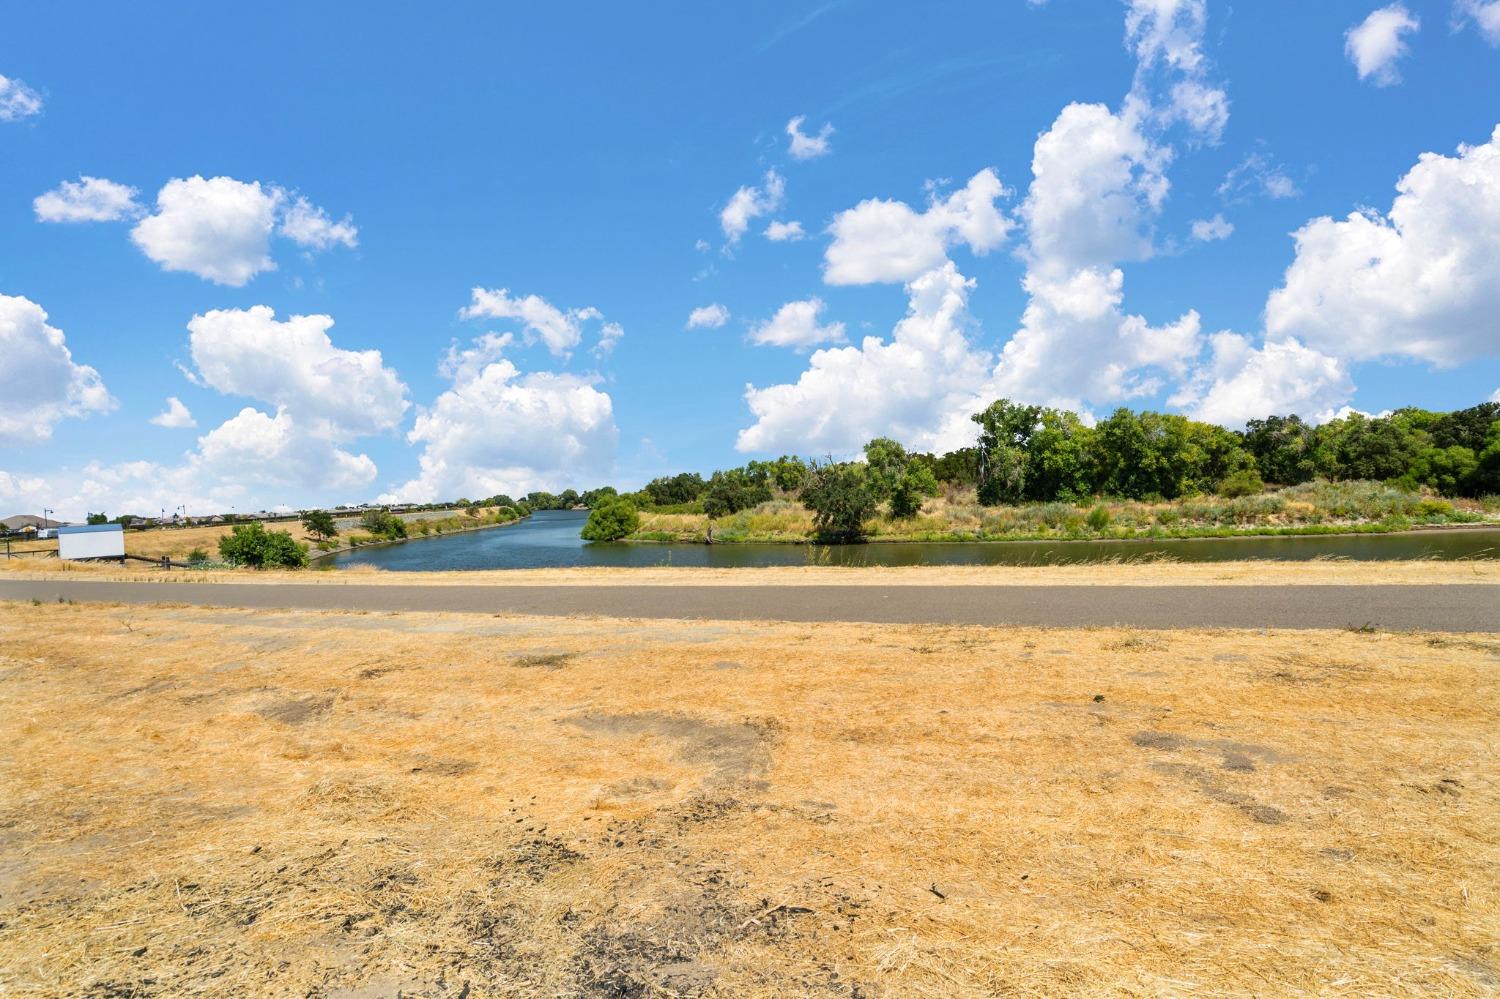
(1151, 762), (1288, 825)
(1131, 730), (1290, 772)
(569, 712), (776, 787)
(511, 652), (577, 670)
(256, 693), (334, 725)
(408, 755), (477, 777)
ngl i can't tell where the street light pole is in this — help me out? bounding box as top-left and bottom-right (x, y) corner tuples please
(42, 508), (52, 531)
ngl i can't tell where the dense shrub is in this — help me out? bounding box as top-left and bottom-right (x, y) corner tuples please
(217, 524), (309, 568)
(581, 499), (640, 542)
(1218, 469), (1265, 498)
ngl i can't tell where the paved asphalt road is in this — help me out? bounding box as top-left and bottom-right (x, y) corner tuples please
(1, 579), (1496, 631)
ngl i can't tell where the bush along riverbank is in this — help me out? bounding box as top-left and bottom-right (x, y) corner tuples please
(625, 480), (1500, 545)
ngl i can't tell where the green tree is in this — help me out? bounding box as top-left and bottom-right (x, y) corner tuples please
(973, 400), (1041, 505)
(799, 461), (878, 542)
(1024, 409), (1095, 501)
(86, 512), (109, 525)
(581, 486), (618, 508)
(931, 447), (981, 486)
(702, 469), (771, 519)
(888, 462), (939, 519)
(217, 523), (309, 568)
(580, 498), (640, 541)
(301, 509), (338, 540)
(642, 473), (706, 506)
(1242, 414), (1318, 485)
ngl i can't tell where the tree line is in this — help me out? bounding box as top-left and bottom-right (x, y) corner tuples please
(576, 400), (1500, 542)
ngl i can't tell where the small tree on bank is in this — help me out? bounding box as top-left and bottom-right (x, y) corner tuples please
(302, 509), (338, 540)
(581, 498), (640, 542)
(799, 461), (878, 543)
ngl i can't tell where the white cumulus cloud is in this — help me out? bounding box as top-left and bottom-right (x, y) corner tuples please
(1265, 125), (1500, 366)
(738, 264), (990, 456)
(1191, 214), (1234, 241)
(386, 351), (618, 503)
(278, 196), (359, 250)
(1170, 334), (1353, 428)
(187, 305), (409, 439)
(131, 176), (280, 285)
(786, 115), (834, 160)
(1345, 5), (1420, 86)
(149, 396), (196, 429)
(0, 294), (114, 444)
(720, 170), (786, 245)
(34, 176), (142, 223)
(195, 407), (377, 492)
(460, 287), (615, 358)
(748, 298), (846, 350)
(0, 73), (42, 121)
(764, 220), (806, 242)
(128, 176), (356, 285)
(823, 169), (1012, 286)
(686, 304), (730, 329)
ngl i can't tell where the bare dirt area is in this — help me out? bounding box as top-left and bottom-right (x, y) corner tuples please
(0, 603), (1496, 997)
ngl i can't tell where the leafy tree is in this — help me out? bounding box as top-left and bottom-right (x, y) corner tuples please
(973, 400), (1041, 505)
(863, 437), (913, 501)
(1242, 414), (1318, 485)
(799, 461), (878, 542)
(931, 447), (981, 486)
(1324, 413), (1422, 481)
(702, 469), (771, 519)
(1397, 446), (1479, 496)
(558, 488), (581, 508)
(301, 509), (338, 540)
(888, 462), (940, 519)
(86, 512), (108, 525)
(1430, 403), (1500, 452)
(580, 498), (640, 541)
(643, 473), (706, 506)
(217, 523), (309, 568)
(1024, 408), (1095, 501)
(487, 494), (516, 509)
(581, 486), (618, 508)
(767, 456), (809, 492)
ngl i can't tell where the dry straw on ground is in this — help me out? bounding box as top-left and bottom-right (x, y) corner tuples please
(0, 602), (1495, 996)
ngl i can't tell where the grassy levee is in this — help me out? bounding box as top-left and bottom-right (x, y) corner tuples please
(0, 602), (1495, 996)
(633, 480), (1500, 544)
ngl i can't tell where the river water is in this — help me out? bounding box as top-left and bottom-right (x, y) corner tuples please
(328, 510), (1500, 571)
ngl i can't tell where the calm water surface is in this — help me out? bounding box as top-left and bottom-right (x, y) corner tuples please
(328, 510), (1500, 571)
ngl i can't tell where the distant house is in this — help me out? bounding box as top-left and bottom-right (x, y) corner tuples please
(2, 514), (56, 535)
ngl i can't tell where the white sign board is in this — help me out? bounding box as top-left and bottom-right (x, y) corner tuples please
(57, 524), (125, 560)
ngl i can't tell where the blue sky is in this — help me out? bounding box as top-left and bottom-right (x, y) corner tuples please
(3, 0), (1499, 518)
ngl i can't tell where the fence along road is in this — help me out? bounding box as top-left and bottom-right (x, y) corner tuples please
(1, 578), (1497, 632)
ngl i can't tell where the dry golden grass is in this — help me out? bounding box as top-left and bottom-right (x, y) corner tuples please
(0, 602), (1495, 997)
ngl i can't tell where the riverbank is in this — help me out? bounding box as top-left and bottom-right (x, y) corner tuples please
(630, 481), (1500, 545)
(2, 602), (1493, 996)
(307, 510), (528, 561)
